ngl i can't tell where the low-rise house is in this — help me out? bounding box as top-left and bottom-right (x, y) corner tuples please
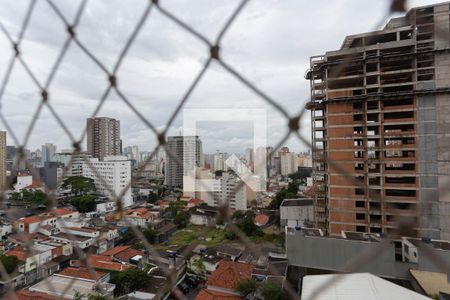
(15, 215), (56, 234)
(6, 247), (40, 274)
(122, 208), (161, 227)
(58, 266), (110, 283)
(23, 273), (115, 299)
(216, 244), (244, 261)
(280, 198), (314, 227)
(50, 232), (94, 249)
(190, 206), (218, 226)
(0, 222), (12, 240)
(96, 199), (116, 214)
(199, 261), (254, 298)
(71, 254), (134, 272)
(190, 251), (222, 275)
(155, 223), (177, 243)
(101, 245), (147, 267)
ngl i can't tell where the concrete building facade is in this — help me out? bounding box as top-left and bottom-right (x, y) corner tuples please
(82, 156), (132, 208)
(0, 131), (6, 189)
(86, 117), (121, 160)
(164, 136), (203, 188)
(307, 2), (450, 239)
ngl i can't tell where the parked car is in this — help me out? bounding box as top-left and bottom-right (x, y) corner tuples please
(178, 282), (190, 294)
(185, 276), (198, 288)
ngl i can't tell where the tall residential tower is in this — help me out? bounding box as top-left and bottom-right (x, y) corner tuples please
(307, 2), (450, 239)
(86, 117), (121, 160)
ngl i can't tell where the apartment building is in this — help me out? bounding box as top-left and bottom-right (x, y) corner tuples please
(307, 2), (450, 239)
(83, 156), (132, 208)
(87, 117), (121, 160)
(164, 136), (203, 188)
(0, 131), (5, 189)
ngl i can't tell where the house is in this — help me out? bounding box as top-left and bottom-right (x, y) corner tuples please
(0, 221), (12, 239)
(198, 261), (254, 298)
(189, 206), (218, 226)
(58, 266), (110, 283)
(23, 273), (115, 299)
(155, 223), (177, 243)
(101, 245), (147, 267)
(280, 198), (314, 227)
(216, 244), (244, 261)
(122, 208), (161, 227)
(187, 198), (205, 209)
(71, 254), (133, 272)
(15, 215), (56, 234)
(196, 289), (240, 300)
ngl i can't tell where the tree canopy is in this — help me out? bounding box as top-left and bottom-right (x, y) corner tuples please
(71, 194), (97, 213)
(262, 282), (286, 300)
(236, 279), (259, 297)
(0, 255), (20, 274)
(237, 216), (263, 237)
(174, 211), (190, 228)
(10, 190), (48, 206)
(62, 176), (96, 195)
(110, 268), (151, 296)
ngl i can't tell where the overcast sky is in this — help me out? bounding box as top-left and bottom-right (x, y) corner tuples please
(0, 0), (439, 154)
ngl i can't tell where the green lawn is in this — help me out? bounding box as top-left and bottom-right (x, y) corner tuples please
(159, 225), (227, 250)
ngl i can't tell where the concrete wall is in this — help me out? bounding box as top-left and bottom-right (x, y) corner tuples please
(286, 230), (450, 280)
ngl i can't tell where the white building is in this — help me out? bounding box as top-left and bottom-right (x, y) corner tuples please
(83, 156), (133, 208)
(213, 152), (226, 173)
(280, 198), (314, 227)
(209, 173), (249, 211)
(280, 152), (298, 176)
(53, 152), (92, 177)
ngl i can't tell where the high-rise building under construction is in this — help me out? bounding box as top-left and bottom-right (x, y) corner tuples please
(307, 2), (450, 239)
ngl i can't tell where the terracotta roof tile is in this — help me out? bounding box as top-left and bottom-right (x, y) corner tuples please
(50, 208), (76, 217)
(13, 289), (70, 300)
(6, 249), (29, 261)
(255, 214), (270, 226)
(17, 216), (42, 224)
(58, 267), (106, 281)
(88, 255), (133, 272)
(207, 261), (254, 290)
(195, 289), (240, 300)
(114, 248), (144, 261)
(101, 245), (130, 256)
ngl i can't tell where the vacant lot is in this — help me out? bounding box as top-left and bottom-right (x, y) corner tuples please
(159, 225), (227, 250)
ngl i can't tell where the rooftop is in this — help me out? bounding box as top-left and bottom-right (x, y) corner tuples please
(28, 274), (105, 299)
(301, 273), (429, 300)
(58, 266), (107, 281)
(280, 198), (313, 207)
(207, 261), (254, 290)
(196, 289), (241, 300)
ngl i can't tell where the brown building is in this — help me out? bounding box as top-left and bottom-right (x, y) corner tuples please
(0, 131), (6, 189)
(86, 117), (121, 160)
(307, 2), (450, 239)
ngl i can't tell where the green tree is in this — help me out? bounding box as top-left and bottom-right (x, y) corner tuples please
(268, 188), (296, 210)
(224, 231), (236, 240)
(17, 190), (48, 205)
(147, 192), (158, 203)
(0, 255), (20, 274)
(166, 200), (187, 217)
(10, 192), (22, 202)
(174, 211), (190, 228)
(237, 217), (263, 237)
(62, 176), (96, 196)
(236, 279), (259, 297)
(71, 194), (97, 213)
(143, 227), (158, 244)
(110, 268), (151, 296)
(192, 257), (206, 274)
(262, 282), (285, 300)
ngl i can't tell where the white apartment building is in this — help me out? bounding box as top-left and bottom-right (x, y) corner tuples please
(280, 152), (299, 176)
(208, 172), (248, 211)
(83, 156), (133, 208)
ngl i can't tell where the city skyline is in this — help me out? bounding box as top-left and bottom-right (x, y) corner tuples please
(0, 0), (436, 154)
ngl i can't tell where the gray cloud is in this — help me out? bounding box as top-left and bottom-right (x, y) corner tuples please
(0, 0), (439, 153)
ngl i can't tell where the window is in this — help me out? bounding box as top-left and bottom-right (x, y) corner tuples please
(356, 213), (365, 220)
